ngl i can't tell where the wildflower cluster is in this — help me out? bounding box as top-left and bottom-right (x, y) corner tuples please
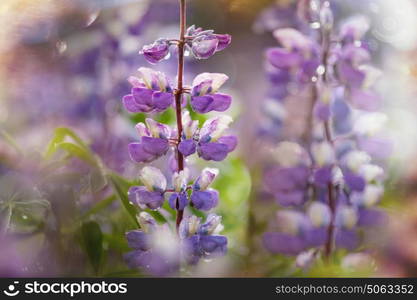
(121, 0), (235, 275)
(261, 0), (390, 266)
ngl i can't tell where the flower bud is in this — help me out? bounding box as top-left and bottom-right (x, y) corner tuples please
(140, 38), (170, 64)
(214, 34), (231, 51)
(191, 35), (219, 59)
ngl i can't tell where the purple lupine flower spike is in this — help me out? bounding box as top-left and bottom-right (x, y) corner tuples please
(122, 0), (234, 275)
(260, 0), (389, 266)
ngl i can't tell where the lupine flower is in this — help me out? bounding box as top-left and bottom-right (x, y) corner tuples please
(140, 38), (171, 64)
(180, 214), (227, 264)
(186, 25), (231, 59)
(264, 142), (311, 206)
(179, 113), (237, 161)
(340, 150), (371, 192)
(190, 168), (219, 210)
(313, 87), (332, 121)
(125, 212), (180, 276)
(354, 112), (392, 159)
(128, 119), (172, 163)
(122, 0), (234, 275)
(335, 204), (359, 250)
(122, 67), (173, 113)
(190, 73), (232, 113)
(128, 166), (167, 210)
(266, 28), (319, 83)
(260, 1), (390, 264)
(125, 212), (227, 274)
(311, 141), (335, 187)
(339, 16), (370, 45)
(263, 209), (327, 255)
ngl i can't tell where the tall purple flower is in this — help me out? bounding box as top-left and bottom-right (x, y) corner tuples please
(259, 0), (390, 270)
(121, 0), (236, 276)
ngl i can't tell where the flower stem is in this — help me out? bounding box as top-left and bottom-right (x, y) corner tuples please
(324, 120), (336, 258)
(319, 22), (336, 259)
(175, 0), (186, 231)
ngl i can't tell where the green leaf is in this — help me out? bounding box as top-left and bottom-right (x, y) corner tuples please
(44, 127), (91, 159)
(56, 142), (97, 166)
(108, 173), (139, 227)
(0, 129), (23, 155)
(80, 221), (104, 274)
(81, 195), (117, 220)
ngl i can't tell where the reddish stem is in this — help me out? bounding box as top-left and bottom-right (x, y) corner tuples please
(175, 0), (186, 232)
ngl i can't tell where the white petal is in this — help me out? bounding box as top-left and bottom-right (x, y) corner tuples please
(200, 115), (233, 141)
(173, 168), (190, 192)
(311, 141), (335, 167)
(140, 166), (167, 192)
(195, 168), (219, 190)
(192, 73), (229, 93)
(135, 122), (149, 138)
